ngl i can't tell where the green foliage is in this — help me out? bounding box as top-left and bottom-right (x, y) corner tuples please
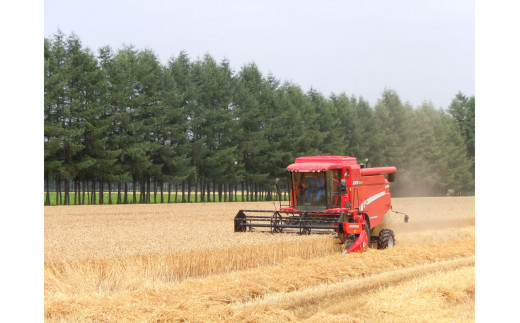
(44, 31), (475, 204)
(448, 92), (475, 192)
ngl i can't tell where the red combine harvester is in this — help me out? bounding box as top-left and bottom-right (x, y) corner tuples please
(234, 155), (408, 254)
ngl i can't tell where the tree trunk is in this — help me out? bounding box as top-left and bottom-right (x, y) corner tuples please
(117, 181), (122, 204)
(124, 182), (128, 204)
(194, 178), (198, 203)
(187, 177), (192, 203)
(242, 181), (246, 202)
(153, 178), (157, 203)
(213, 179), (216, 202)
(175, 183), (178, 203)
(91, 178), (96, 205)
(99, 178), (104, 205)
(63, 179), (67, 205)
(72, 180), (76, 205)
(160, 181), (164, 203)
(76, 180), (80, 205)
(140, 176), (145, 204)
(65, 179), (69, 205)
(133, 178), (137, 204)
(201, 178), (205, 202)
(45, 175), (50, 206)
(206, 182), (210, 202)
(82, 179), (86, 205)
(58, 178), (61, 205)
(168, 182), (172, 203)
(55, 178), (60, 205)
(218, 183), (222, 202)
(224, 183), (228, 202)
(139, 179), (143, 203)
(181, 181), (186, 203)
(108, 181), (112, 204)
(147, 176), (152, 204)
(225, 184), (229, 202)
(78, 180), (81, 205)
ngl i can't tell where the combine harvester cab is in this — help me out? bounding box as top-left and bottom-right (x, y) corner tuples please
(234, 155), (400, 254)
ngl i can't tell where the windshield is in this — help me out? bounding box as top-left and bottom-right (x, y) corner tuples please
(292, 170), (341, 210)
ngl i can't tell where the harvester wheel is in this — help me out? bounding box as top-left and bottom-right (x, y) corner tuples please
(377, 229), (395, 249)
(364, 217), (372, 241)
(271, 212), (283, 233)
(234, 211), (247, 232)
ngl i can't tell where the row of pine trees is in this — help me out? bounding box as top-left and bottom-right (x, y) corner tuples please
(44, 31), (475, 205)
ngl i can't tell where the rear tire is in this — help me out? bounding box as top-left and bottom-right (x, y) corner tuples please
(377, 229), (395, 249)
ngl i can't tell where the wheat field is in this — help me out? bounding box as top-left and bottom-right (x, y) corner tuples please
(44, 196), (475, 322)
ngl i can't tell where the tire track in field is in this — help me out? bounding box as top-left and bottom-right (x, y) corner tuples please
(232, 256), (474, 321)
(45, 237), (474, 322)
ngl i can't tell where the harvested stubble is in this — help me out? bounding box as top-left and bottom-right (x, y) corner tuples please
(44, 196), (475, 322)
(293, 262), (475, 322)
(45, 237), (475, 322)
(235, 257), (475, 322)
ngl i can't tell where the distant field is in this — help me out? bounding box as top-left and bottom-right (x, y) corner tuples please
(44, 196), (475, 322)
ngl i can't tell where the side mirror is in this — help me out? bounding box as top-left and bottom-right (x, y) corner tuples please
(340, 179), (347, 193)
(388, 172), (396, 183)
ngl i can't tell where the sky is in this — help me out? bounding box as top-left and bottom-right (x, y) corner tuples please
(44, 0), (475, 110)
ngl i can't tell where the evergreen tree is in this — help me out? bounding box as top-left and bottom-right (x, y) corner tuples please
(372, 89), (414, 195)
(308, 89), (345, 155)
(44, 36), (64, 205)
(405, 103), (446, 195)
(111, 46), (153, 203)
(448, 92), (475, 189)
(168, 51), (197, 201)
(190, 55), (240, 201)
(44, 31), (476, 203)
(161, 56), (191, 202)
(234, 63), (272, 194)
(135, 49), (166, 203)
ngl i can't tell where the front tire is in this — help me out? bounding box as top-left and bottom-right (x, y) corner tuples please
(377, 229), (395, 249)
(364, 216), (371, 241)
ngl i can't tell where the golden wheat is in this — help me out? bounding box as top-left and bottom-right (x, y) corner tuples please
(45, 237), (475, 322)
(303, 264), (475, 322)
(234, 258), (475, 322)
(44, 196), (475, 322)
